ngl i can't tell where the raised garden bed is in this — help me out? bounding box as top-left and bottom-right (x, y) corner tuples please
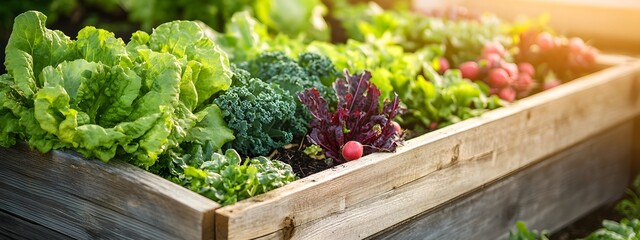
(2, 1), (640, 239)
(1, 53), (639, 239)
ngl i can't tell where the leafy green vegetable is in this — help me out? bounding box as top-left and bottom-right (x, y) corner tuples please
(584, 219), (640, 240)
(211, 11), (502, 136)
(0, 74), (22, 147)
(509, 175), (640, 240)
(214, 51), (339, 157)
(5, 10), (76, 98)
(1, 10), (300, 206)
(333, 1), (512, 66)
(1, 11), (234, 168)
(253, 0), (329, 41)
(163, 144), (296, 206)
(616, 176), (640, 220)
(239, 51), (336, 100)
(209, 11), (273, 63)
(99, 0), (328, 41)
(214, 67), (299, 157)
(404, 67), (503, 133)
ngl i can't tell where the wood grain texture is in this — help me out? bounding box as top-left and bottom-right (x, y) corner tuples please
(0, 210), (69, 240)
(215, 57), (640, 239)
(0, 143), (219, 240)
(372, 123), (633, 240)
(633, 117), (640, 178)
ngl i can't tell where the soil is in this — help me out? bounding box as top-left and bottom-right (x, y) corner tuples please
(270, 139), (332, 178)
(550, 200), (624, 240)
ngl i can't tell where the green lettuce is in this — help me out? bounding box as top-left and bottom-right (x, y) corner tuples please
(1, 11), (234, 168)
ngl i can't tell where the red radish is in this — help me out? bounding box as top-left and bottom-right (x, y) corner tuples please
(536, 32), (555, 51)
(429, 122), (438, 130)
(459, 61), (480, 79)
(569, 52), (588, 68)
(437, 57), (450, 74)
(568, 37), (585, 53)
(502, 63), (518, 78)
(518, 62), (535, 77)
(483, 42), (506, 57)
(498, 87), (517, 102)
(489, 87), (500, 95)
(342, 141), (364, 161)
(484, 53), (501, 69)
(513, 74), (533, 91)
(543, 79), (561, 90)
(488, 68), (510, 88)
(583, 48), (597, 63)
(392, 121), (402, 135)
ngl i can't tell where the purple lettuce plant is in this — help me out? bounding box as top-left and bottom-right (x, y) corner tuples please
(298, 70), (405, 164)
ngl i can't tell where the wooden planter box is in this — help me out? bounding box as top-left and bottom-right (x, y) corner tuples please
(1, 53), (639, 239)
(374, 121), (635, 239)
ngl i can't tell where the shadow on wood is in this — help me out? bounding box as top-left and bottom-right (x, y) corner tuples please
(371, 122), (633, 239)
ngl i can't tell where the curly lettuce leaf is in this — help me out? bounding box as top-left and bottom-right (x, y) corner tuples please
(147, 21), (232, 108)
(254, 0), (329, 41)
(2, 12), (236, 169)
(76, 26), (132, 67)
(5, 11), (76, 98)
(0, 74), (23, 147)
(208, 11), (272, 63)
(186, 104), (235, 150)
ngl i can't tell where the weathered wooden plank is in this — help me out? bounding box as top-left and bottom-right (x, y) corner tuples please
(215, 56), (640, 239)
(0, 143), (219, 240)
(371, 122), (632, 240)
(0, 210), (69, 240)
(633, 117), (640, 177)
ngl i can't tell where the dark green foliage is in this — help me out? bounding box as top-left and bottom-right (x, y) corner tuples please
(509, 176), (640, 240)
(239, 51), (337, 102)
(158, 141), (296, 206)
(616, 176), (640, 219)
(216, 51), (340, 157)
(298, 52), (342, 87)
(584, 176), (640, 239)
(584, 219), (640, 240)
(214, 68), (301, 157)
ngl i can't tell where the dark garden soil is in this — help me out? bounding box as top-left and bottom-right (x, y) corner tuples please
(270, 140), (332, 178)
(550, 200), (624, 240)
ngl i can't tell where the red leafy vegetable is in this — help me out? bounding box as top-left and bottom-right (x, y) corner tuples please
(298, 70), (405, 164)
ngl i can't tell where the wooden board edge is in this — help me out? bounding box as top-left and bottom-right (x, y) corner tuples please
(2, 142), (221, 239)
(214, 55), (640, 239)
(202, 206), (217, 240)
(0, 209), (69, 240)
(220, 53), (640, 212)
(49, 146), (222, 213)
(371, 123), (632, 239)
(215, 212), (230, 240)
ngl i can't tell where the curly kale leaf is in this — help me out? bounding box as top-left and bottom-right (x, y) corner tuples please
(239, 51), (337, 99)
(214, 73), (301, 157)
(237, 51), (339, 139)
